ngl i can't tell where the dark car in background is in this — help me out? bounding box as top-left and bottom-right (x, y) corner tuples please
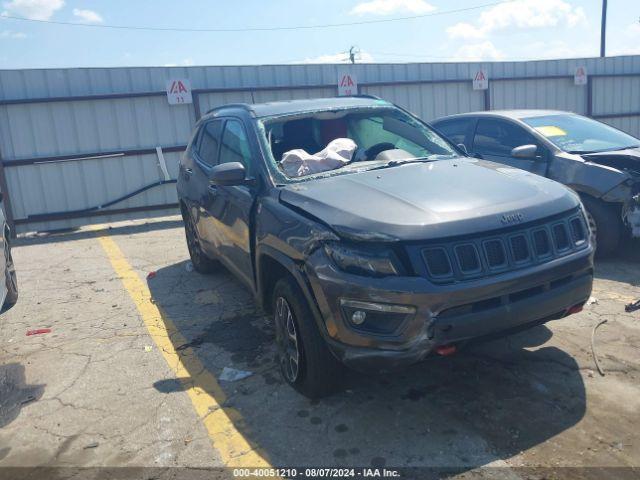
(432, 110), (640, 255)
(177, 97), (593, 398)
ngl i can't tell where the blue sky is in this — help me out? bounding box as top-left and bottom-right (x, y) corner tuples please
(0, 0), (639, 69)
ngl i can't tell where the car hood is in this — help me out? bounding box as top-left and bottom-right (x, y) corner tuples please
(582, 147), (640, 175)
(279, 158), (579, 242)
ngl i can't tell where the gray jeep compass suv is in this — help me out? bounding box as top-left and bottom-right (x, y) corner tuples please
(177, 96), (593, 398)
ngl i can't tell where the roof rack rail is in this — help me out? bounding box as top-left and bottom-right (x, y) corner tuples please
(204, 103), (253, 115)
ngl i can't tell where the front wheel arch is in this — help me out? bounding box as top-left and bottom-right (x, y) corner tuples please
(579, 193), (623, 257)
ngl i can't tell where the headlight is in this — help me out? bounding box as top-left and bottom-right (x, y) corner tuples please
(324, 243), (402, 277)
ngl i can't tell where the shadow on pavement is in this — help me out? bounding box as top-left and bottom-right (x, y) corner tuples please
(594, 236), (640, 286)
(0, 363), (45, 429)
(14, 218), (183, 247)
(147, 260), (586, 471)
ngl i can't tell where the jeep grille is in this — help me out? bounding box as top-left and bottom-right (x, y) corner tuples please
(418, 209), (589, 284)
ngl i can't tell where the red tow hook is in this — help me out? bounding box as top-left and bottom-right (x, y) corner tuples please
(435, 345), (457, 356)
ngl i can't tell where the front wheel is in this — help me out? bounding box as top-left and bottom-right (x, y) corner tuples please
(581, 196), (622, 257)
(2, 238), (18, 311)
(273, 277), (344, 398)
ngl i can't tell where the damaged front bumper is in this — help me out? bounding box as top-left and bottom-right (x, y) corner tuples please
(303, 246), (593, 372)
(624, 194), (640, 238)
(603, 176), (640, 238)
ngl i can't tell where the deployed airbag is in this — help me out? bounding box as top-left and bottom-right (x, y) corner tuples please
(280, 138), (356, 177)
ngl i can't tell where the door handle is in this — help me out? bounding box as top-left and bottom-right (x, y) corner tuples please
(182, 168), (193, 181)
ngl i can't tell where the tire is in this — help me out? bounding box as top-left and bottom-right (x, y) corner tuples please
(2, 238), (18, 311)
(581, 196), (622, 257)
(182, 206), (219, 274)
(272, 277), (344, 398)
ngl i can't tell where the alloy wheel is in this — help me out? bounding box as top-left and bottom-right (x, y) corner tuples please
(275, 296), (301, 383)
(185, 214), (202, 263)
(4, 241), (16, 293)
(585, 210), (598, 249)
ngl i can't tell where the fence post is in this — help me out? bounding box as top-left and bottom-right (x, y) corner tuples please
(0, 152), (16, 237)
(586, 76), (593, 117)
(192, 91), (201, 122)
(483, 86), (491, 111)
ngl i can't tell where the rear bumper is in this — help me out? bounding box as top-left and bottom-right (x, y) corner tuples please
(305, 246), (593, 371)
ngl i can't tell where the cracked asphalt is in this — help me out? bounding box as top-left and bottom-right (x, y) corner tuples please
(0, 216), (639, 477)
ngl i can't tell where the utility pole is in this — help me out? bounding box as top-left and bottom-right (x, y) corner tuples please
(349, 46), (358, 64)
(600, 0), (608, 57)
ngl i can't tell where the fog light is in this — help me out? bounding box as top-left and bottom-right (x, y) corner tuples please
(340, 299), (416, 335)
(351, 310), (367, 325)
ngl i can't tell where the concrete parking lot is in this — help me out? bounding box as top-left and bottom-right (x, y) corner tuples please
(1, 216), (639, 478)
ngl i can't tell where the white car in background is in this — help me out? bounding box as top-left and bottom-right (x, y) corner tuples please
(1, 194), (18, 312)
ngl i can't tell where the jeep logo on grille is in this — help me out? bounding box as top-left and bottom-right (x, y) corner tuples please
(501, 212), (524, 224)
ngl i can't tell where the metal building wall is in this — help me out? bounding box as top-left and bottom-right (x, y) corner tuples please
(490, 78), (588, 114)
(1, 55), (640, 234)
(361, 82), (484, 120)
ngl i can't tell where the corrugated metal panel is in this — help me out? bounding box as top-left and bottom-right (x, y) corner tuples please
(592, 76), (640, 115)
(490, 78), (588, 114)
(0, 97), (193, 160)
(361, 82), (484, 120)
(198, 91), (254, 116)
(2, 56), (640, 234)
(599, 116), (640, 139)
(6, 150), (180, 230)
(3, 55), (640, 100)
(252, 87), (336, 103)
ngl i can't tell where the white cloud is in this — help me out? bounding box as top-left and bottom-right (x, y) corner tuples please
(447, 0), (586, 39)
(624, 22), (640, 38)
(452, 41), (505, 61)
(521, 39), (595, 60)
(445, 22), (484, 40)
(163, 58), (196, 67)
(0, 29), (26, 38)
(2, 0), (64, 20)
(350, 0), (435, 16)
(300, 51), (375, 64)
(72, 8), (102, 23)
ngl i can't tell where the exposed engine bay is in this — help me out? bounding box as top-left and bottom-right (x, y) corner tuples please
(582, 149), (640, 237)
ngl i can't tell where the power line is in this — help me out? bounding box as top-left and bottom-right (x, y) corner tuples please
(0, 1), (514, 33)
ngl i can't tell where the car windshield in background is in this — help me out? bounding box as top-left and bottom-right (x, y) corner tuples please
(522, 114), (640, 154)
(261, 107), (458, 180)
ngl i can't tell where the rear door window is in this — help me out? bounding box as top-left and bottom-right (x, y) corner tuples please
(434, 118), (474, 146)
(473, 119), (537, 157)
(196, 120), (223, 166)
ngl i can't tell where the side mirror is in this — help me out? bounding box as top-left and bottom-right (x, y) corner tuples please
(209, 162), (247, 186)
(511, 144), (538, 159)
(457, 143), (468, 155)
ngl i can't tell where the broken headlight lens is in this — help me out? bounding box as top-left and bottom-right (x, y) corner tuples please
(324, 243), (401, 277)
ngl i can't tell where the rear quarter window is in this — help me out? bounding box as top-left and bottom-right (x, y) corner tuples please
(196, 120), (223, 166)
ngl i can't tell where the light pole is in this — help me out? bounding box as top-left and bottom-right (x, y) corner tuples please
(600, 0), (608, 57)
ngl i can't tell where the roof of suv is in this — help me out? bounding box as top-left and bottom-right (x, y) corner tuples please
(207, 96), (389, 119)
(432, 109), (570, 123)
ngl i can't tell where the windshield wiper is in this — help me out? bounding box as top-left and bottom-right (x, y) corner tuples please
(571, 145), (640, 155)
(605, 145), (640, 152)
(370, 156), (442, 171)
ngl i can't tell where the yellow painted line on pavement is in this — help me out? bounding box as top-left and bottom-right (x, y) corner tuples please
(96, 233), (271, 468)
